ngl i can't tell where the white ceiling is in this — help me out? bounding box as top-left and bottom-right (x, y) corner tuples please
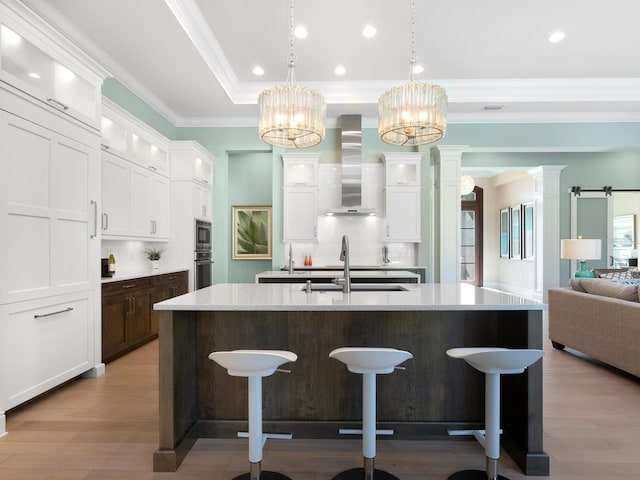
(23, 0), (640, 127)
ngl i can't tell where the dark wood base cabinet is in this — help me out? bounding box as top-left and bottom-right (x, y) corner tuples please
(102, 271), (187, 363)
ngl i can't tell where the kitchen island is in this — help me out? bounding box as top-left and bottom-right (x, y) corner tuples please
(153, 283), (548, 476)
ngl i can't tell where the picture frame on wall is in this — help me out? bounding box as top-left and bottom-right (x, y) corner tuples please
(522, 202), (535, 260)
(500, 208), (510, 258)
(232, 205), (272, 260)
(510, 204), (521, 259)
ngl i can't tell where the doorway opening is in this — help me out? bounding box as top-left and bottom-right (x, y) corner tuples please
(461, 186), (483, 286)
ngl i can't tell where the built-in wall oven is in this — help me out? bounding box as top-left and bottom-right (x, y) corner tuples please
(194, 220), (213, 289)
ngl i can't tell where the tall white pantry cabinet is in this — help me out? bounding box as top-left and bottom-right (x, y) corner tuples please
(0, 0), (108, 435)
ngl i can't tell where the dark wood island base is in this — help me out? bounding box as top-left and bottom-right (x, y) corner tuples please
(153, 308), (549, 476)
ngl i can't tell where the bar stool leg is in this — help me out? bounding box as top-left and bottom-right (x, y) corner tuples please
(234, 375), (291, 480)
(447, 372), (509, 480)
(333, 372), (398, 480)
(248, 375), (262, 479)
(363, 372), (375, 480)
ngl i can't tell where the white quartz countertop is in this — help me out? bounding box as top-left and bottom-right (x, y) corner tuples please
(102, 267), (189, 283)
(279, 265), (426, 271)
(256, 270), (421, 280)
(155, 283), (545, 312)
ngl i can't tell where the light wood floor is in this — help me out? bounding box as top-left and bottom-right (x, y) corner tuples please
(1, 315), (639, 479)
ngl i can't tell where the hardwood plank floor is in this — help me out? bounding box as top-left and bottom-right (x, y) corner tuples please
(1, 314), (639, 479)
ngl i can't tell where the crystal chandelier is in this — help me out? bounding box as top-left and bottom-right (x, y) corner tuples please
(258, 0), (326, 148)
(378, 0), (447, 146)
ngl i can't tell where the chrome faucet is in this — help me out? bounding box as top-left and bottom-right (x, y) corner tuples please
(336, 234), (351, 293)
(382, 245), (391, 264)
(288, 243), (294, 274)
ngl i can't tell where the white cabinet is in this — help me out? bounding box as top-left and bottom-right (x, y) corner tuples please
(101, 151), (131, 236)
(283, 153), (318, 186)
(0, 94), (99, 304)
(193, 182), (212, 221)
(0, 14), (104, 129)
(132, 128), (169, 177)
(283, 187), (318, 242)
(383, 152), (421, 185)
(170, 141), (215, 222)
(0, 292), (95, 411)
(0, 81), (101, 418)
(384, 186), (421, 242)
(382, 152), (422, 242)
(171, 140), (214, 186)
(282, 154), (319, 242)
(101, 100), (171, 240)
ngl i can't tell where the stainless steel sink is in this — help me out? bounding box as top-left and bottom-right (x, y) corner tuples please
(301, 284), (409, 292)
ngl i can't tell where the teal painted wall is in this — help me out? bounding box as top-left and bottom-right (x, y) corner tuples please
(101, 80), (640, 285)
(228, 152), (273, 283)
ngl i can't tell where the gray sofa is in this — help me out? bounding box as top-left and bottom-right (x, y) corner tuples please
(548, 276), (640, 377)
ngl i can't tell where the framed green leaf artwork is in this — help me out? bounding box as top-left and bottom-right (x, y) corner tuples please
(232, 206), (272, 260)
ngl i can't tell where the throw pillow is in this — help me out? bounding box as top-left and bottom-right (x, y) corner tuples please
(599, 271), (633, 280)
(580, 278), (639, 302)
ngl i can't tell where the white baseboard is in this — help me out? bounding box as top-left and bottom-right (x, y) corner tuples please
(82, 363), (106, 378)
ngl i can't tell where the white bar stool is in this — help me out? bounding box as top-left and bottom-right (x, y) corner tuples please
(209, 349), (297, 480)
(329, 347), (413, 480)
(446, 347), (544, 480)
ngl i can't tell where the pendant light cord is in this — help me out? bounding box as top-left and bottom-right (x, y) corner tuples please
(408, 0), (418, 81)
(286, 0), (297, 85)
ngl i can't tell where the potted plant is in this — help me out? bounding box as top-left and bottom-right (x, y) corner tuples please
(144, 246), (166, 270)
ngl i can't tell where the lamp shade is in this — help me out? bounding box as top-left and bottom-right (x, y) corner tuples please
(560, 238), (601, 260)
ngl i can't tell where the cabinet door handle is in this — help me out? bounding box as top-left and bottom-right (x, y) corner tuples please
(148, 165), (157, 171)
(46, 97), (69, 111)
(34, 307), (74, 319)
(130, 297), (135, 314)
(122, 284), (136, 289)
(90, 200), (98, 238)
(314, 224), (317, 237)
(387, 225), (390, 237)
(102, 212), (108, 230)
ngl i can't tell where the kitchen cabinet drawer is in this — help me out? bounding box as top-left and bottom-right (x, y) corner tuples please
(0, 293), (94, 411)
(102, 276), (152, 297)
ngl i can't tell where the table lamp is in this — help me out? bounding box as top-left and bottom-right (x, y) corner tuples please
(560, 236), (602, 278)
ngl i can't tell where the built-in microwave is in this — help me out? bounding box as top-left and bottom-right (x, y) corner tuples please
(195, 219), (212, 251)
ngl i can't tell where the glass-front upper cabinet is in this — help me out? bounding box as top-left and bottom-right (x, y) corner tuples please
(101, 114), (128, 156)
(132, 129), (169, 177)
(0, 23), (100, 128)
(382, 152), (421, 186)
(282, 153), (319, 186)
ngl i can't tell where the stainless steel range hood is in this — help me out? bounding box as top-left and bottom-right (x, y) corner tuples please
(326, 114), (377, 216)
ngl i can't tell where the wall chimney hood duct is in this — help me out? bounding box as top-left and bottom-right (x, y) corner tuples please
(327, 114), (377, 216)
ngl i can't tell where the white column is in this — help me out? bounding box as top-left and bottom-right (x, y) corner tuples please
(0, 410), (6, 438)
(435, 146), (468, 283)
(528, 165), (567, 301)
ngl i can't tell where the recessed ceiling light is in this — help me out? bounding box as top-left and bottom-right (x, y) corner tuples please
(412, 64), (424, 74)
(28, 72), (41, 79)
(548, 31), (565, 43)
(294, 25), (308, 38)
(362, 25), (376, 38)
(334, 65), (346, 76)
(252, 66), (265, 76)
